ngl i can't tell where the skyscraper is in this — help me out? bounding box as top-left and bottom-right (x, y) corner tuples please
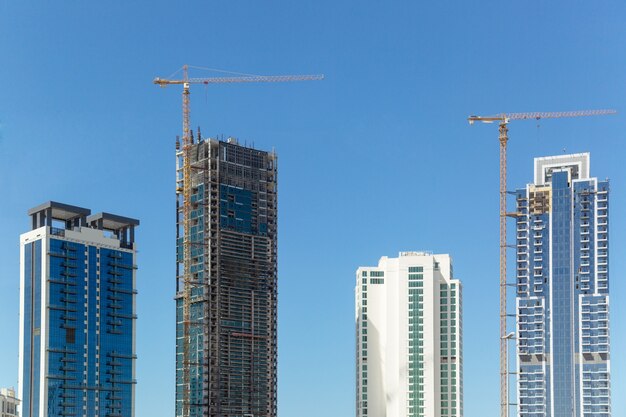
(19, 202), (139, 417)
(515, 153), (611, 417)
(175, 136), (278, 417)
(355, 252), (463, 417)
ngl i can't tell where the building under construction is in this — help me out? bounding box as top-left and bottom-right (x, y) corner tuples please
(174, 132), (278, 417)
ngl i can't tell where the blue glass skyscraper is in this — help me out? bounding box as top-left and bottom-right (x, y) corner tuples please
(19, 202), (139, 417)
(515, 154), (610, 417)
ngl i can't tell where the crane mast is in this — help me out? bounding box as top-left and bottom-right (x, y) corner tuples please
(181, 67), (192, 417)
(498, 121), (508, 417)
(468, 108), (616, 417)
(155, 65), (322, 417)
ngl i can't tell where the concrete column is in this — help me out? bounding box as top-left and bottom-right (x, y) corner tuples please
(45, 208), (52, 227)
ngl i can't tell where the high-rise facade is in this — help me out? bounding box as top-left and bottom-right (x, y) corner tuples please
(175, 136), (277, 417)
(515, 153), (611, 417)
(19, 202), (139, 417)
(355, 252), (463, 417)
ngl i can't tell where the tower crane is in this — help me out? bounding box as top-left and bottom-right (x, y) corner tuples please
(154, 65), (323, 417)
(467, 109), (616, 417)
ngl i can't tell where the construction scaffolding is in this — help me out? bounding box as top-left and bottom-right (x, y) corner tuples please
(175, 134), (278, 417)
(155, 66), (321, 417)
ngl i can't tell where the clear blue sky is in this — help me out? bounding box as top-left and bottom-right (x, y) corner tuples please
(1, 1), (625, 416)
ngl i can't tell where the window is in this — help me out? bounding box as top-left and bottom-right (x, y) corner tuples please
(409, 266), (424, 272)
(66, 328), (75, 344)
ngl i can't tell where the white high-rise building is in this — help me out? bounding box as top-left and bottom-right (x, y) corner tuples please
(355, 252), (463, 417)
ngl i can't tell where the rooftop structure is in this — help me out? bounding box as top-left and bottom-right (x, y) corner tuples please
(0, 388), (19, 417)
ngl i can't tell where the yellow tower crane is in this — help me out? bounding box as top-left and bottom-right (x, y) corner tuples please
(468, 109), (616, 417)
(154, 65), (323, 417)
